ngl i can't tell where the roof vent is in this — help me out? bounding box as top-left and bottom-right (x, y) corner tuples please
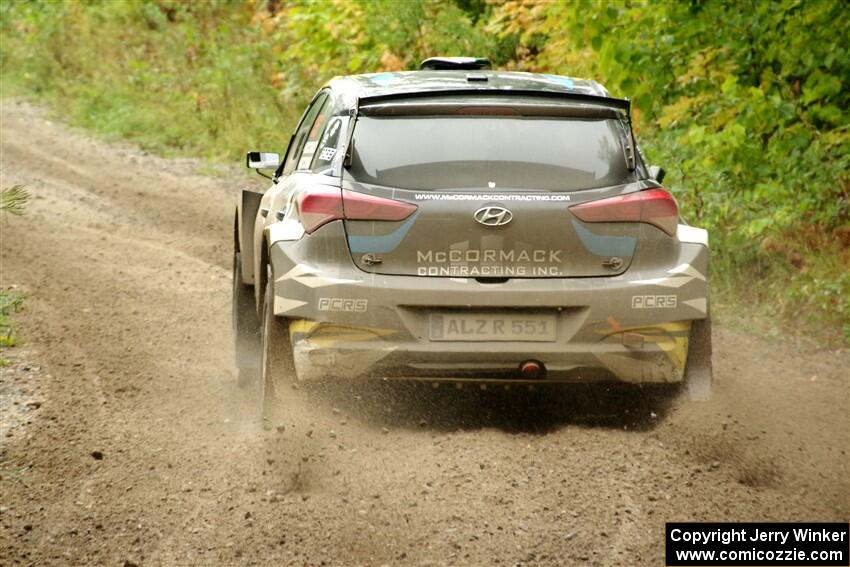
(420, 57), (492, 71)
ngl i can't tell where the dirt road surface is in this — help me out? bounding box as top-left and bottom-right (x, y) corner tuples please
(1, 100), (848, 566)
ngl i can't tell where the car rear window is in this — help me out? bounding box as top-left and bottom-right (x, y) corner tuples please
(346, 116), (635, 191)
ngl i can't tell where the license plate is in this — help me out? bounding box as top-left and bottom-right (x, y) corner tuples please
(429, 313), (557, 342)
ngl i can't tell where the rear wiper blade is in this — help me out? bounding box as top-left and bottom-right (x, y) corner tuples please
(620, 111), (637, 172)
(343, 99), (360, 169)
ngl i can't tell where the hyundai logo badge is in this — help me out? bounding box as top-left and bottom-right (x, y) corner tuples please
(473, 206), (513, 227)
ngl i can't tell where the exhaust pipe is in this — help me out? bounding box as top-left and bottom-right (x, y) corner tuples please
(519, 360), (544, 378)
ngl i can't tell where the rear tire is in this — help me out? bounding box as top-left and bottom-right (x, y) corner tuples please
(685, 317), (713, 401)
(260, 265), (294, 418)
(233, 252), (261, 387)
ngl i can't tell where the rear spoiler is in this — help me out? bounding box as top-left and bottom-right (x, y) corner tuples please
(360, 100), (621, 119)
(358, 88), (631, 113)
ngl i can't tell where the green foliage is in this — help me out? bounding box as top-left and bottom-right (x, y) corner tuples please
(0, 181), (29, 361)
(492, 0), (850, 342)
(0, 184), (29, 216)
(265, 0), (502, 103)
(1, 0), (847, 342)
(0, 290), (25, 358)
(1, 0), (291, 160)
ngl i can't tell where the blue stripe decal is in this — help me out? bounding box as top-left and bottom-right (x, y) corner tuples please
(347, 211), (419, 254)
(545, 75), (574, 89)
(368, 72), (397, 86)
(571, 219), (636, 257)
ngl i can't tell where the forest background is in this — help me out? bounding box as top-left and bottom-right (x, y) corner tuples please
(1, 0), (848, 344)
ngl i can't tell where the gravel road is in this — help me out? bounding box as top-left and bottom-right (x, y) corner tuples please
(1, 100), (847, 566)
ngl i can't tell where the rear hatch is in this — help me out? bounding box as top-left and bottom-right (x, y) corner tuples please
(342, 95), (648, 278)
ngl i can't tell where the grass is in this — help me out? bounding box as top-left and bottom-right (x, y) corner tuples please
(0, 184), (30, 216)
(0, 1), (298, 162)
(0, 290), (25, 366)
(707, 230), (850, 347)
(0, 183), (30, 364)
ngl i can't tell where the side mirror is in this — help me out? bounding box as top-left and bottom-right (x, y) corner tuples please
(648, 165), (666, 184)
(246, 152), (281, 169)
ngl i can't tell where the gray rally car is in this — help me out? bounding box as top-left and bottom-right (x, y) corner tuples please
(233, 57), (712, 411)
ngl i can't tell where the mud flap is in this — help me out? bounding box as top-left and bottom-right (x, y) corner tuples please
(684, 317), (713, 401)
(238, 189), (263, 283)
(233, 252), (261, 386)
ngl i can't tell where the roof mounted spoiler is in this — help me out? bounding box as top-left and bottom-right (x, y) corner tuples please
(359, 88), (631, 113)
(420, 57), (492, 71)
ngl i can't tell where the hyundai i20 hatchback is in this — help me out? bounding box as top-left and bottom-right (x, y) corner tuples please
(232, 57), (712, 411)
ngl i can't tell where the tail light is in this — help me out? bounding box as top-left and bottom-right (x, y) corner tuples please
(569, 188), (678, 236)
(296, 188), (417, 234)
(296, 187), (343, 235)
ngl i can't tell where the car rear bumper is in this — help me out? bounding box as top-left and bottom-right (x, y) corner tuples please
(269, 221), (709, 384)
(288, 319), (692, 384)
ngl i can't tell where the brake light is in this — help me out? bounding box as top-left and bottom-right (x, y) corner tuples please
(342, 189), (418, 221)
(569, 188), (678, 236)
(297, 187), (344, 234)
(296, 188), (417, 234)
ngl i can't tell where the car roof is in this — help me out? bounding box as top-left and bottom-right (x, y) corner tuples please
(324, 70), (613, 104)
